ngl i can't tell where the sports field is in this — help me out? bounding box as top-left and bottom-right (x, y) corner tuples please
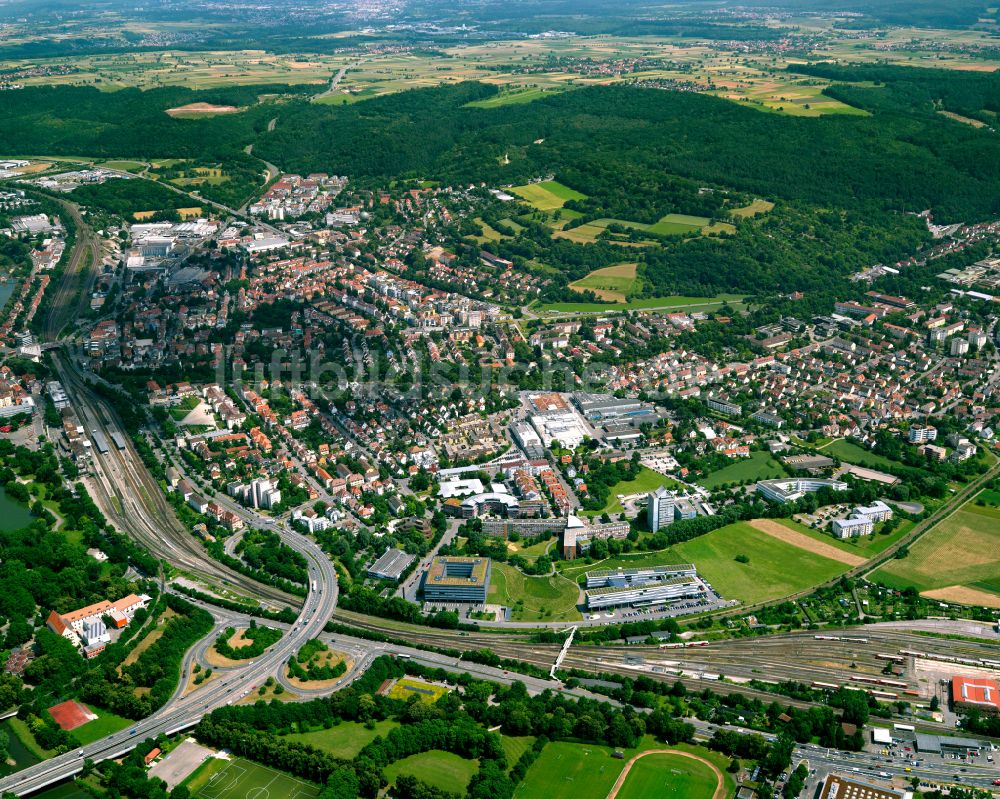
(569, 263), (638, 302)
(697, 451), (785, 489)
(614, 751), (722, 799)
(870, 500), (1000, 607)
(672, 522), (850, 604)
(488, 562), (581, 621)
(284, 720), (398, 758)
(511, 180), (586, 211)
(186, 757), (318, 799)
(513, 741), (626, 799)
(383, 751), (479, 793)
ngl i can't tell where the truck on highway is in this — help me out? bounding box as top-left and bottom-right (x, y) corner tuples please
(311, 580), (317, 592)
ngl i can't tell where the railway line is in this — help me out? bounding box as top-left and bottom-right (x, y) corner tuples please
(40, 198), (100, 343)
(53, 351), (300, 609)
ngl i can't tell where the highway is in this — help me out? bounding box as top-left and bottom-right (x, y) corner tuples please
(0, 482), (340, 796)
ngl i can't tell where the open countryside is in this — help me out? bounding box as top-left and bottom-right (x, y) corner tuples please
(870, 498), (1000, 606)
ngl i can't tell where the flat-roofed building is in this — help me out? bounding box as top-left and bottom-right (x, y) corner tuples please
(584, 563), (701, 609)
(422, 557), (491, 603)
(818, 774), (905, 799)
(368, 548), (416, 582)
(707, 397), (742, 417)
(832, 516), (873, 538)
(586, 575), (702, 610)
(647, 486), (674, 531)
(756, 478), (848, 504)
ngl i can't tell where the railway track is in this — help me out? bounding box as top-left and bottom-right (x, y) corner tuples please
(53, 352), (300, 609)
(41, 198), (99, 343)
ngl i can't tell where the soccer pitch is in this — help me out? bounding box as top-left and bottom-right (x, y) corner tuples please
(192, 757), (319, 799)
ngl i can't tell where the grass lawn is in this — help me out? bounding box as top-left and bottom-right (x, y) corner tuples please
(284, 720), (398, 758)
(384, 751), (479, 794)
(168, 395), (201, 421)
(185, 756), (318, 799)
(511, 180), (586, 211)
(472, 217), (505, 243)
(871, 500), (1000, 605)
(466, 87), (563, 107)
(506, 536), (556, 562)
(819, 439), (900, 472)
(558, 549), (699, 582)
(697, 450), (785, 489)
(500, 736), (536, 769)
(101, 159), (146, 172)
(70, 707), (133, 746)
(488, 562), (581, 621)
(585, 466), (683, 517)
(570, 263), (639, 302)
(514, 739), (732, 799)
(786, 518), (913, 559)
(534, 294), (743, 315)
(729, 199), (774, 218)
(617, 752), (721, 799)
(387, 677), (449, 704)
(672, 522), (850, 604)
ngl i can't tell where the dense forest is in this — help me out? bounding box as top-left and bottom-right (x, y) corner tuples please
(255, 79), (1000, 223)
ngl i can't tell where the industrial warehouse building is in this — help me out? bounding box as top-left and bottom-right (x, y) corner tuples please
(584, 564), (701, 610)
(367, 548), (416, 582)
(951, 676), (1000, 717)
(422, 557), (491, 603)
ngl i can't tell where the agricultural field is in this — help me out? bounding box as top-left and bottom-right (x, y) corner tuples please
(870, 499), (1000, 608)
(510, 180), (587, 211)
(184, 756), (318, 799)
(488, 562), (581, 621)
(729, 199), (774, 218)
(569, 263), (639, 303)
(284, 720), (399, 759)
(671, 521), (851, 604)
(472, 217), (505, 244)
(383, 751), (479, 794)
(466, 86), (566, 107)
(0, 50), (346, 90)
(696, 450), (785, 489)
(555, 214), (735, 245)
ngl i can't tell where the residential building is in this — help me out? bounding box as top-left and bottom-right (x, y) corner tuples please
(647, 486), (674, 532)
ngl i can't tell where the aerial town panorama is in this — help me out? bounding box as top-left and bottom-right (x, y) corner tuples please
(0, 0), (999, 798)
